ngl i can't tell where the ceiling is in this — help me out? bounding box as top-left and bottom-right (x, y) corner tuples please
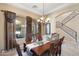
(7, 3), (71, 16)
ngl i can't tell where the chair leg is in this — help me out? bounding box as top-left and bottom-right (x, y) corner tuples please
(55, 52), (58, 56)
(51, 52), (55, 56)
(48, 50), (51, 56)
(59, 49), (61, 56)
(23, 47), (27, 52)
(58, 47), (61, 56)
(58, 46), (61, 56)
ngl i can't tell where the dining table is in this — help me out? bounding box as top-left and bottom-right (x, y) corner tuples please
(26, 38), (59, 56)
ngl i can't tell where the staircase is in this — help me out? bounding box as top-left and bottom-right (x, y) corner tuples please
(56, 11), (79, 42)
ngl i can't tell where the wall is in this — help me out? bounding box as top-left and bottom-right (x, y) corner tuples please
(47, 15), (56, 34)
(0, 11), (5, 50)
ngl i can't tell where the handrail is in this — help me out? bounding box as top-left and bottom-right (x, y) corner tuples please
(55, 10), (74, 18)
(56, 11), (78, 42)
(56, 21), (77, 41)
(62, 11), (79, 24)
(62, 24), (77, 40)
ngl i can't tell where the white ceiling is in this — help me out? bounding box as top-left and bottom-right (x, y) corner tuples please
(7, 3), (71, 15)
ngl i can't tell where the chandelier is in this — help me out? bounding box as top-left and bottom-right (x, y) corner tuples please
(37, 3), (50, 23)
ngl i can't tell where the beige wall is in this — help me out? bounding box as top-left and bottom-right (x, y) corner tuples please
(0, 4), (40, 50)
(47, 15), (56, 34)
(0, 11), (5, 50)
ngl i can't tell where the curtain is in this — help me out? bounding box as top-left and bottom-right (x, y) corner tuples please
(26, 16), (32, 44)
(4, 11), (16, 50)
(38, 22), (41, 34)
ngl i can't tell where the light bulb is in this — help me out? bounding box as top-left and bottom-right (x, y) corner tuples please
(46, 18), (50, 21)
(37, 19), (40, 22)
(40, 16), (44, 20)
(45, 18), (50, 22)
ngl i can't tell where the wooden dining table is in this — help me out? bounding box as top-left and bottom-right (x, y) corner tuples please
(30, 39), (59, 56)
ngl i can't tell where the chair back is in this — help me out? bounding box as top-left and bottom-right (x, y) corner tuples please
(50, 41), (59, 56)
(50, 36), (65, 56)
(61, 36), (65, 41)
(57, 36), (65, 56)
(15, 44), (22, 56)
(36, 34), (43, 41)
(59, 36), (65, 45)
(52, 33), (59, 40)
(23, 43), (27, 52)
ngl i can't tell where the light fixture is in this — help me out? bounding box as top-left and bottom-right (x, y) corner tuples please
(47, 18), (50, 21)
(37, 3), (50, 23)
(41, 3), (45, 21)
(37, 3), (45, 23)
(45, 18), (50, 22)
(40, 16), (44, 20)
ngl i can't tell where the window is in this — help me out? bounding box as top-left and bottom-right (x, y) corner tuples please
(15, 17), (26, 40)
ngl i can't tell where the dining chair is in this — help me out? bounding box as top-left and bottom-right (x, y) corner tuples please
(52, 33), (59, 40)
(36, 34), (43, 41)
(15, 43), (28, 56)
(48, 36), (65, 56)
(49, 42), (59, 56)
(23, 43), (27, 52)
(57, 36), (65, 56)
(15, 43), (23, 56)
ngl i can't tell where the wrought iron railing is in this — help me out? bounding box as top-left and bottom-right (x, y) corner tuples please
(62, 11), (79, 24)
(56, 21), (77, 42)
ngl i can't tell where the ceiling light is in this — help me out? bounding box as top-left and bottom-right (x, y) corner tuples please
(37, 3), (49, 23)
(39, 3), (45, 23)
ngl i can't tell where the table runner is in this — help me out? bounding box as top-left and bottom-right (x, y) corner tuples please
(26, 40), (50, 52)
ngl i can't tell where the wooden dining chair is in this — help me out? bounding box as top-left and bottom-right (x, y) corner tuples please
(48, 37), (64, 56)
(57, 36), (65, 56)
(36, 34), (43, 41)
(23, 43), (27, 52)
(15, 43), (23, 56)
(49, 42), (59, 56)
